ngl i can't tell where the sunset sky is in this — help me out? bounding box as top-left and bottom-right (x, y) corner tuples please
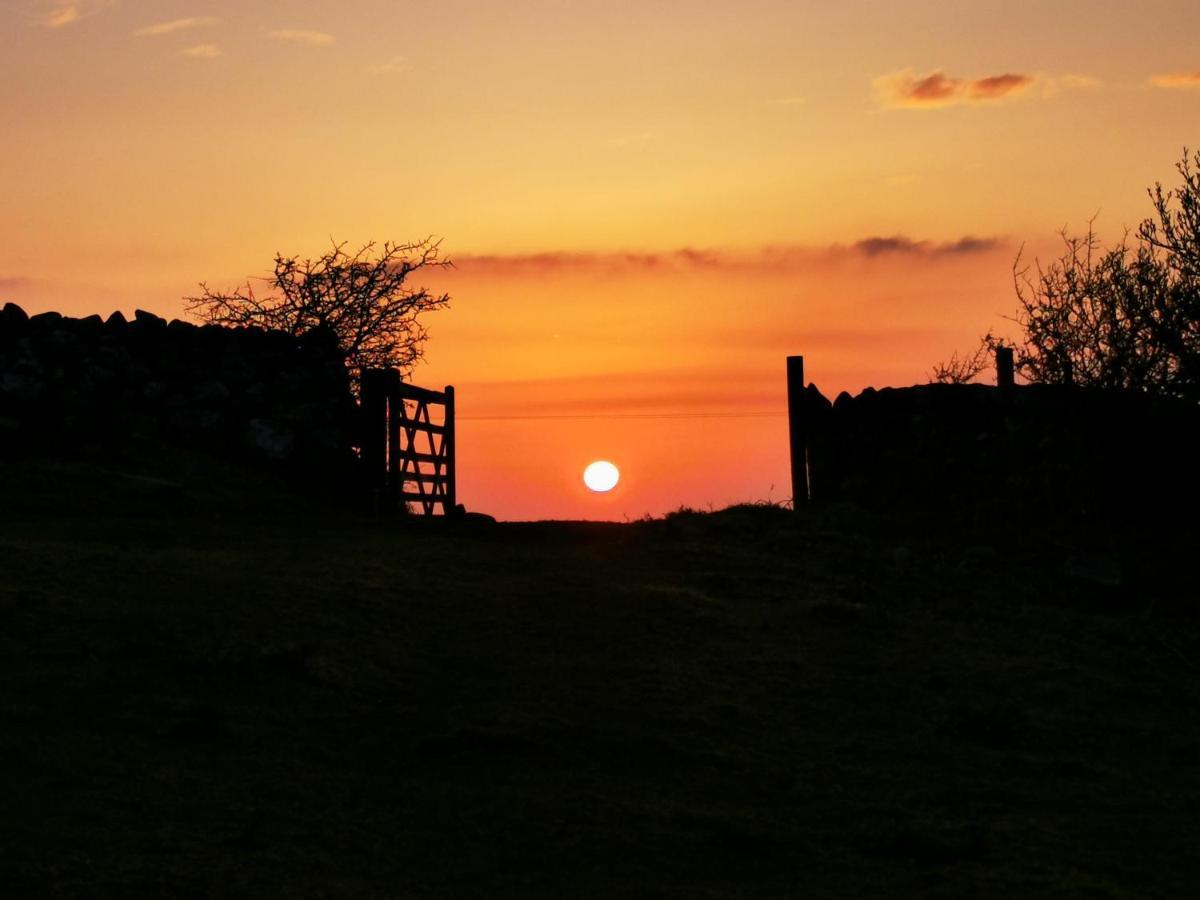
(3, 0), (1199, 518)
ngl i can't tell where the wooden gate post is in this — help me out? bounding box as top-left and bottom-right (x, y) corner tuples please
(360, 369), (389, 513)
(385, 369), (402, 513)
(995, 346), (1014, 390)
(444, 385), (457, 514)
(787, 355), (809, 508)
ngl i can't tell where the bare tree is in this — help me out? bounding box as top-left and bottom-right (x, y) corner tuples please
(929, 337), (992, 384)
(995, 223), (1173, 391)
(1137, 148), (1200, 397)
(186, 239), (451, 378)
(1141, 148), (1200, 279)
(934, 149), (1200, 401)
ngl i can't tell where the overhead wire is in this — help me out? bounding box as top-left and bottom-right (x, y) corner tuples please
(457, 411), (788, 421)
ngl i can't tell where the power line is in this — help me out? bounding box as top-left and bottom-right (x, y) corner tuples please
(457, 411), (788, 421)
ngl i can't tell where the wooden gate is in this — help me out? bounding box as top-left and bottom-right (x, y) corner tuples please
(361, 368), (456, 515)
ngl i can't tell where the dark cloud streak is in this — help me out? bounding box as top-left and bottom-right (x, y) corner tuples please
(452, 236), (1006, 276)
(907, 72), (960, 103)
(968, 73), (1034, 99)
(852, 235), (1003, 257)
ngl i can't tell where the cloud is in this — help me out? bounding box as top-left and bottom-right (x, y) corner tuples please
(452, 251), (669, 275)
(371, 56), (410, 75)
(451, 237), (1006, 276)
(0, 276), (34, 291)
(41, 4), (77, 27)
(1151, 71), (1200, 89)
(1058, 74), (1100, 90)
(135, 16), (220, 37)
(875, 69), (1035, 108)
(35, 0), (113, 28)
(1039, 74), (1101, 97)
(852, 235), (1002, 257)
(899, 71), (962, 105)
(967, 73), (1034, 100)
(267, 29), (335, 47)
(181, 43), (221, 59)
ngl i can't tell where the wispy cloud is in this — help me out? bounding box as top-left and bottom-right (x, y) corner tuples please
(1060, 74), (1100, 90)
(453, 237), (1006, 276)
(1039, 74), (1101, 98)
(181, 43), (221, 59)
(267, 29), (335, 47)
(135, 16), (220, 37)
(0, 276), (35, 292)
(371, 56), (410, 75)
(35, 0), (113, 28)
(851, 235), (1000, 256)
(1150, 71), (1200, 89)
(875, 69), (1035, 108)
(41, 4), (78, 27)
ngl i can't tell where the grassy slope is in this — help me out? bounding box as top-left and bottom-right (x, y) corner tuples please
(0, 471), (1197, 898)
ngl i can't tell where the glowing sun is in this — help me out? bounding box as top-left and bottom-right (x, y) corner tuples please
(583, 460), (620, 493)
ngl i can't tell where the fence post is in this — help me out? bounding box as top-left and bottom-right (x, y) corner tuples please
(385, 369), (402, 514)
(995, 346), (1014, 390)
(786, 355), (809, 508)
(360, 369), (389, 514)
(444, 385), (456, 515)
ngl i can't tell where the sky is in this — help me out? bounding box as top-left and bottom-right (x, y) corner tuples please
(3, 0), (1199, 518)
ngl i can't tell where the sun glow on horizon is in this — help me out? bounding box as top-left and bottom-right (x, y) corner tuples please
(583, 460), (620, 493)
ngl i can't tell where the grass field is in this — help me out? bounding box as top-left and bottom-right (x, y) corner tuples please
(1, 461), (1198, 897)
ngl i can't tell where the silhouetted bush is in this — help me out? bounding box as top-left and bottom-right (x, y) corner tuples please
(938, 149), (1200, 400)
(928, 342), (991, 385)
(185, 239), (451, 380)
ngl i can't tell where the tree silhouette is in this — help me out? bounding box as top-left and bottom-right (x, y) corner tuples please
(937, 149), (1200, 400)
(999, 221), (1173, 391)
(928, 339), (991, 384)
(186, 239), (451, 378)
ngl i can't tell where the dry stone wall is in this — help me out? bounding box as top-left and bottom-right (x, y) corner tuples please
(803, 382), (1200, 542)
(0, 303), (357, 478)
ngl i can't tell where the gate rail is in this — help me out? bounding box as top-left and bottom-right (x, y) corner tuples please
(361, 368), (456, 515)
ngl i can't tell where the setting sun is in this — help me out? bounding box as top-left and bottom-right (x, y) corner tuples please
(583, 460), (620, 493)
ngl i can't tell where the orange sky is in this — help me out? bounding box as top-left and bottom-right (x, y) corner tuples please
(3, 0), (1199, 518)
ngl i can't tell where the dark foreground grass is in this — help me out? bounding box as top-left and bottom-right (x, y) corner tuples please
(1, 471), (1198, 897)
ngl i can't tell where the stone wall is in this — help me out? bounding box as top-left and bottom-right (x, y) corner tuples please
(0, 303), (357, 478)
(802, 382), (1200, 542)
